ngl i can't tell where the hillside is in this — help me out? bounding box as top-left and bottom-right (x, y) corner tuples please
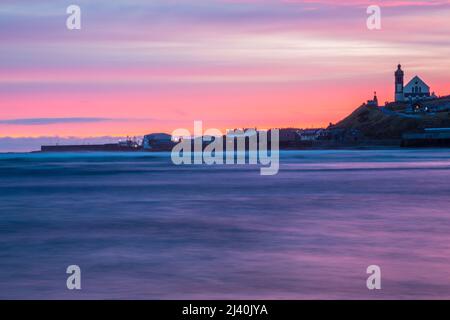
(332, 98), (450, 139)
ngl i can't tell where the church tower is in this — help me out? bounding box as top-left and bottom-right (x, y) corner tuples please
(395, 64), (404, 102)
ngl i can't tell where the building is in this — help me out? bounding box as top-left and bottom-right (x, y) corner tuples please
(395, 64), (433, 102)
(278, 129), (302, 142)
(394, 64), (404, 102)
(367, 91), (378, 107)
(142, 133), (174, 150)
(298, 128), (325, 141)
(403, 76), (430, 101)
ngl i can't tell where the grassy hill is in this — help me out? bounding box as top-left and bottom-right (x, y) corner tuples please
(331, 97), (450, 140)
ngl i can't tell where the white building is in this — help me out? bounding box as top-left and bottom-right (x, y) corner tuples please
(395, 64), (434, 102)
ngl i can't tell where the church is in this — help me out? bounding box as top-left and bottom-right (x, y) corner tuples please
(394, 64), (435, 102)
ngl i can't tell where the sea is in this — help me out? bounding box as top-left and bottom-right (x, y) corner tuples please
(0, 149), (449, 299)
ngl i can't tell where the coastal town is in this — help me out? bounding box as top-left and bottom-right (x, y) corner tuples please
(40, 65), (450, 152)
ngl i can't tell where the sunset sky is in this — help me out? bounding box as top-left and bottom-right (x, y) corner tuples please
(1, 0), (449, 138)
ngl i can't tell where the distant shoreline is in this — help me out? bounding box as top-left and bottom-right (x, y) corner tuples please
(0, 146), (440, 155)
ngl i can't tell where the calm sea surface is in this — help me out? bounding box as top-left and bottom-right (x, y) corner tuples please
(0, 150), (449, 299)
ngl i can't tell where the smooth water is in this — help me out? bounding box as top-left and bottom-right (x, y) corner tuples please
(0, 150), (449, 299)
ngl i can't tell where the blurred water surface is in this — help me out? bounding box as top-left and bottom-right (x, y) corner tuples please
(0, 150), (449, 299)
